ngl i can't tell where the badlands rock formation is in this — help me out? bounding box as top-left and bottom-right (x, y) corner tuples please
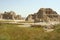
(0, 11), (23, 20)
(26, 8), (60, 22)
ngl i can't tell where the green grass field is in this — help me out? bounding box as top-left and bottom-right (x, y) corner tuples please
(0, 24), (60, 40)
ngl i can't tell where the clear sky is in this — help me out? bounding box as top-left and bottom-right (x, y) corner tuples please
(0, 0), (60, 17)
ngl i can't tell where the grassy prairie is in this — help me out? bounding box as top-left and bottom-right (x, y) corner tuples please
(0, 20), (34, 23)
(0, 24), (60, 40)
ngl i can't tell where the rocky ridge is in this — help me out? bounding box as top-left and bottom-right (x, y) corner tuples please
(26, 8), (60, 22)
(0, 11), (24, 20)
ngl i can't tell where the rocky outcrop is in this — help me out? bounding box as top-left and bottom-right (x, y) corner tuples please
(26, 8), (60, 22)
(26, 14), (34, 21)
(0, 11), (24, 20)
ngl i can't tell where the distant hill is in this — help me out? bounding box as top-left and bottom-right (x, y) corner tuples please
(0, 11), (24, 20)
